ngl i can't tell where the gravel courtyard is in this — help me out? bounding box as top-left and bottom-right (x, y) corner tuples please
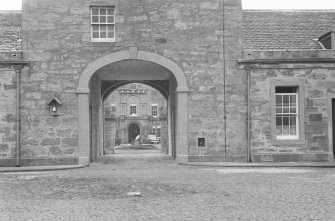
(1, 154), (335, 221)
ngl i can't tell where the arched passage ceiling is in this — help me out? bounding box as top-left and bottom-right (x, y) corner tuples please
(101, 80), (170, 100)
(95, 59), (172, 81)
(95, 59), (174, 100)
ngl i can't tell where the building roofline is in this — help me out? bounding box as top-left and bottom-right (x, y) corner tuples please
(238, 57), (335, 64)
(243, 9), (335, 12)
(0, 10), (21, 13)
(0, 60), (29, 65)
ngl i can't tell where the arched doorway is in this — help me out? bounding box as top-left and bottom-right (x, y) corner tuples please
(77, 47), (189, 165)
(128, 123), (140, 143)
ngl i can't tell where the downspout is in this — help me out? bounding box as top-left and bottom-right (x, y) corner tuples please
(245, 67), (251, 163)
(223, 0), (227, 158)
(14, 66), (21, 167)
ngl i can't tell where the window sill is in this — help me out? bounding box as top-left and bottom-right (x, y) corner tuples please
(91, 39), (116, 43)
(271, 139), (305, 146)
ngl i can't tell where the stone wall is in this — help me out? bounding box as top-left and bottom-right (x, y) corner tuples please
(0, 67), (17, 166)
(19, 0), (232, 164)
(0, 11), (21, 55)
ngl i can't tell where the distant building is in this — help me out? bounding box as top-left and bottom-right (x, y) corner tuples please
(104, 83), (168, 152)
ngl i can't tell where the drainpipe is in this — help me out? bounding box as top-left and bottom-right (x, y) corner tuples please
(222, 0), (227, 158)
(245, 67), (251, 163)
(14, 65), (21, 167)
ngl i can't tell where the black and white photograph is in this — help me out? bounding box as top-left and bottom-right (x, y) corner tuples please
(1, 0), (335, 220)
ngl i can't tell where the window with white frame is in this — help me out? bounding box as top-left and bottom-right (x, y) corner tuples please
(151, 105), (158, 117)
(130, 105), (137, 116)
(110, 104), (116, 112)
(152, 126), (161, 137)
(91, 6), (115, 42)
(275, 87), (298, 140)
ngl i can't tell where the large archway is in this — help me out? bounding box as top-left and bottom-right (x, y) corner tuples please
(77, 47), (189, 165)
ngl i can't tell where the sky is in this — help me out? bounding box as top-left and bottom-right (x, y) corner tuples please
(0, 0), (335, 10)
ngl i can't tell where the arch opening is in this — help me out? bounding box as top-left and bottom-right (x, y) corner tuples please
(128, 123), (140, 143)
(77, 49), (189, 165)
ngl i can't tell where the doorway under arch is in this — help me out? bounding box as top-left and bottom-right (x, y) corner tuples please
(128, 123), (140, 143)
(77, 47), (189, 165)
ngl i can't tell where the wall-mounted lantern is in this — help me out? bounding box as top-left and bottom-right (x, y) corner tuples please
(47, 97), (62, 116)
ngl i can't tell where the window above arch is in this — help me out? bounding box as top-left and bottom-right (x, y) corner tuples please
(90, 6), (115, 42)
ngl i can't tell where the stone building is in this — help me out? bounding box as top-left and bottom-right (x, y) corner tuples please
(1, 1), (335, 166)
(104, 83), (168, 152)
(241, 11), (335, 162)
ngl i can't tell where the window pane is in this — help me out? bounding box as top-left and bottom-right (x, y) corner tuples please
(92, 25), (99, 31)
(107, 24), (114, 31)
(276, 126), (282, 135)
(283, 95), (289, 105)
(92, 8), (99, 15)
(290, 95), (296, 105)
(276, 116), (282, 126)
(276, 95), (282, 105)
(100, 16), (106, 23)
(107, 31), (114, 38)
(107, 8), (114, 15)
(92, 16), (99, 23)
(107, 16), (114, 23)
(283, 106), (289, 113)
(290, 107), (296, 114)
(282, 126), (289, 135)
(100, 9), (106, 15)
(100, 32), (106, 38)
(92, 32), (99, 38)
(283, 116), (289, 126)
(290, 126), (296, 135)
(100, 25), (106, 31)
(276, 107), (282, 114)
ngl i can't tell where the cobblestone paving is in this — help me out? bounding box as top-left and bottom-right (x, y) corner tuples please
(1, 157), (335, 220)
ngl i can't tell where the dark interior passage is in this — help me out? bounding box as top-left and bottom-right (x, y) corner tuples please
(128, 123), (140, 143)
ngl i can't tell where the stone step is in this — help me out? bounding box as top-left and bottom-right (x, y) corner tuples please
(96, 150), (173, 164)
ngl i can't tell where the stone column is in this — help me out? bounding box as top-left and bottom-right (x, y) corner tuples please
(78, 92), (90, 165)
(176, 90), (189, 163)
